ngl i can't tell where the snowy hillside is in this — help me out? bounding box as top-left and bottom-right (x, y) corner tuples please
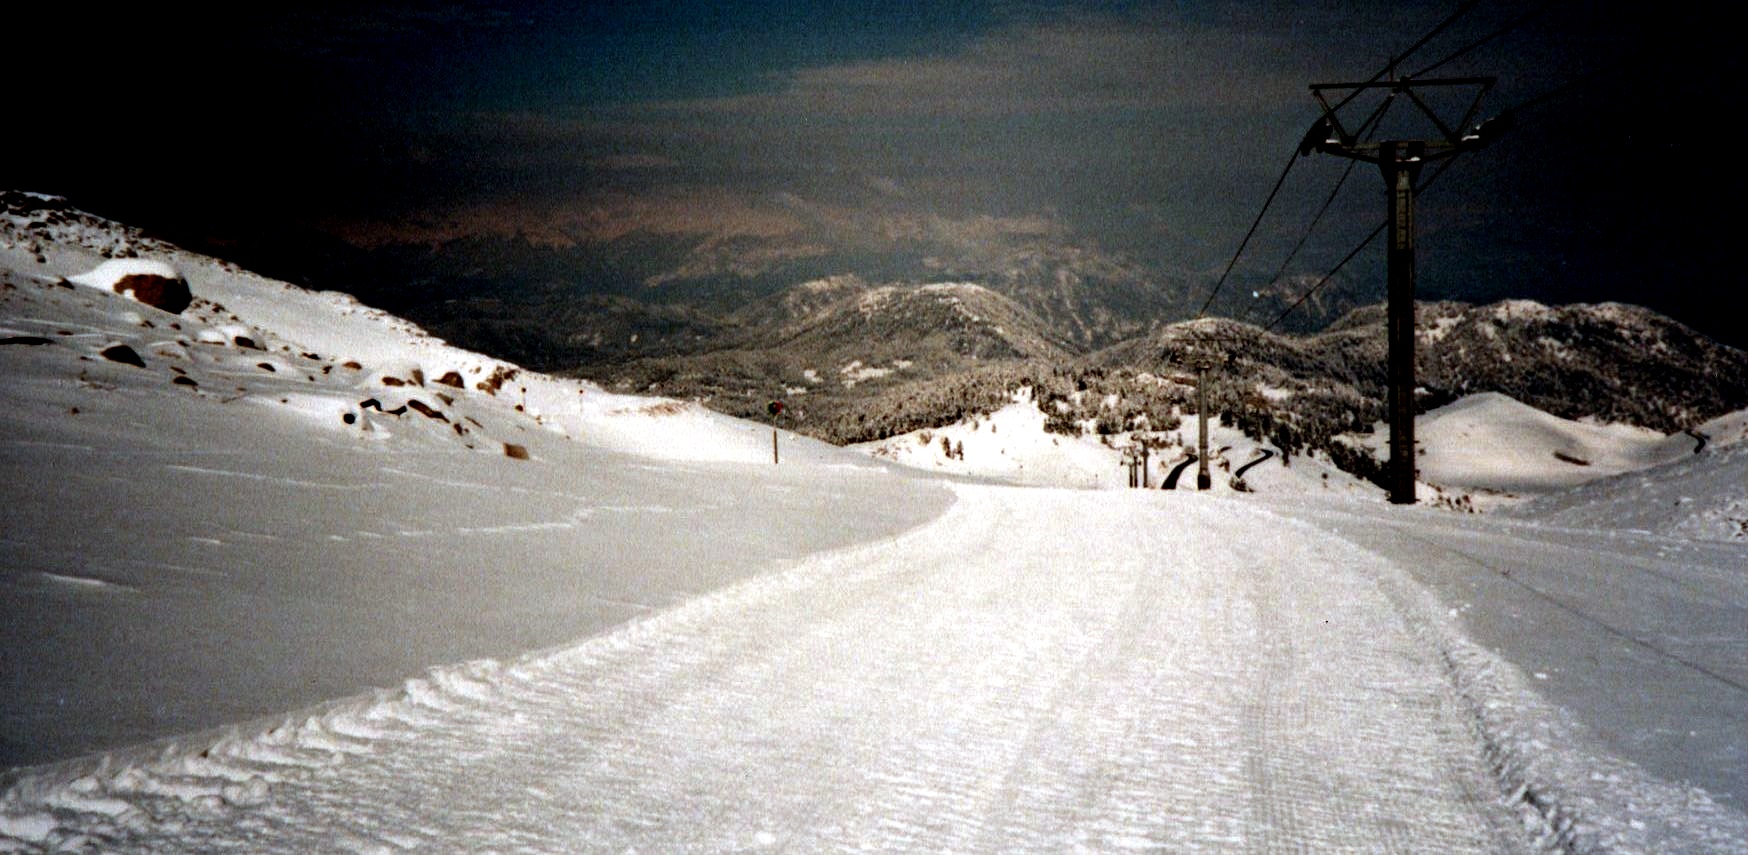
(1504, 408), (1748, 541)
(3, 193), (1745, 853)
(856, 387), (1378, 498)
(853, 386), (1736, 519)
(0, 192), (950, 769)
(1, 193), (861, 468)
(1407, 391), (1692, 490)
(1331, 391), (1714, 509)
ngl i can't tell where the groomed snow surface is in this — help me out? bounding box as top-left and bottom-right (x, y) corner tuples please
(3, 197), (1746, 852)
(0, 489), (1604, 851)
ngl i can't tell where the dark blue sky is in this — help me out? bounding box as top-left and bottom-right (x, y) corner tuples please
(14, 1), (1740, 345)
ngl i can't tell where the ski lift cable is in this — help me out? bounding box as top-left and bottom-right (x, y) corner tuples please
(1236, 92), (1397, 328)
(1260, 220), (1384, 334)
(1240, 157), (1357, 327)
(1194, 0), (1485, 323)
(1326, 0), (1486, 114)
(1262, 156), (1460, 333)
(1407, 0), (1566, 79)
(1193, 147), (1300, 320)
(1259, 42), (1647, 333)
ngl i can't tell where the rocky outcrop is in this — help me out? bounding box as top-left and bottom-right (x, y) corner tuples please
(67, 259), (193, 314)
(111, 272), (192, 314)
(99, 344), (145, 367)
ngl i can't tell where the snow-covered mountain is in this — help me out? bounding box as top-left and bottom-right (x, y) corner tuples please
(1099, 302), (1748, 436)
(576, 286), (1748, 489)
(759, 278), (1075, 363)
(1358, 300), (1747, 433)
(577, 275), (1079, 446)
(3, 192), (1745, 853)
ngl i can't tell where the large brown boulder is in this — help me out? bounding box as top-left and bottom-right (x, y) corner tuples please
(112, 273), (193, 314)
(68, 259), (194, 315)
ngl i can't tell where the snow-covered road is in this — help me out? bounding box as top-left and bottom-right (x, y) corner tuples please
(4, 487), (1550, 852)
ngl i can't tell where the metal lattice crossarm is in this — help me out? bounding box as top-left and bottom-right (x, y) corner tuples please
(1304, 77), (1500, 163)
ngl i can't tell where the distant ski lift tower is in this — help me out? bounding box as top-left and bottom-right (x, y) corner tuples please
(1301, 75), (1506, 504)
(1179, 342), (1226, 491)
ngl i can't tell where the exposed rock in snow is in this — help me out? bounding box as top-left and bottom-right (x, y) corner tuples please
(67, 258), (192, 314)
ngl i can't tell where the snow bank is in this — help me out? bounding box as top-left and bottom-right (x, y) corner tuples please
(1698, 407), (1748, 448)
(64, 258), (180, 291)
(1268, 507), (1748, 853)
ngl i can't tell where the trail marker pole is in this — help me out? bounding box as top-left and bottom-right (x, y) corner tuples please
(767, 400), (784, 465)
(1302, 76), (1504, 504)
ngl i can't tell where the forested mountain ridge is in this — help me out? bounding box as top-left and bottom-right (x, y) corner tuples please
(578, 289), (1748, 482)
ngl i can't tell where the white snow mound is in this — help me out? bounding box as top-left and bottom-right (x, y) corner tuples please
(66, 258), (181, 290)
(1404, 392), (1691, 493)
(1507, 407), (1748, 540)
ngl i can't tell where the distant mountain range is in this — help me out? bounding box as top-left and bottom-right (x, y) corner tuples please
(578, 274), (1745, 434)
(9, 190), (1745, 487)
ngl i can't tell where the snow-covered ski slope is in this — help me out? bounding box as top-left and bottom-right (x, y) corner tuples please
(854, 387), (1380, 497)
(0, 490), (1573, 850)
(1503, 409), (1748, 542)
(3, 486), (1743, 853)
(860, 385), (1745, 515)
(0, 195), (952, 769)
(3, 194), (1745, 852)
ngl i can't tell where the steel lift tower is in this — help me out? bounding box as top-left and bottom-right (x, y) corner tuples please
(1301, 76), (1506, 504)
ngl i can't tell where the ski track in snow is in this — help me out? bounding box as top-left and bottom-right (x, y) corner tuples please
(162, 464), (391, 492)
(2, 486), (1555, 853)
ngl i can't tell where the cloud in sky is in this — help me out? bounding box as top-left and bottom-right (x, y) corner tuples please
(336, 7), (1370, 272)
(648, 17), (1300, 118)
(11, 1), (1741, 344)
(9, 2), (1487, 252)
